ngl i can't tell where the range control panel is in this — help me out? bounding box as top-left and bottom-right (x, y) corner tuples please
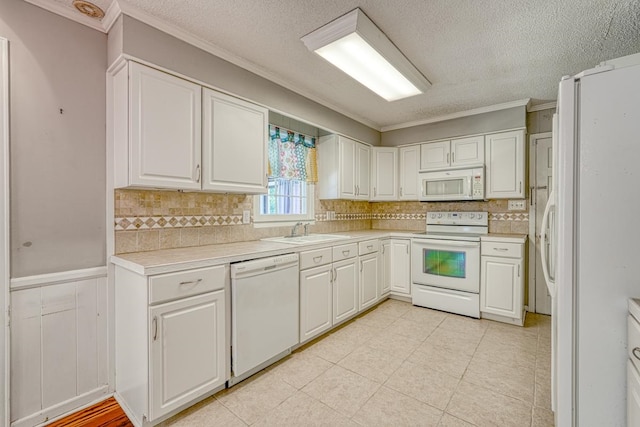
(426, 211), (488, 226)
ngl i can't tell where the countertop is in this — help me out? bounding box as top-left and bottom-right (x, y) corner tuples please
(111, 229), (527, 276)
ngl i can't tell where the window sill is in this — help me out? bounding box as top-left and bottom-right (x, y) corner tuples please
(252, 220), (316, 229)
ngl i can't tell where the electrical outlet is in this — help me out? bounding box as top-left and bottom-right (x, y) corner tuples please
(242, 210), (251, 224)
(508, 200), (526, 211)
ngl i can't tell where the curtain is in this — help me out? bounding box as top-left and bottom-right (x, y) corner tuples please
(267, 125), (318, 182)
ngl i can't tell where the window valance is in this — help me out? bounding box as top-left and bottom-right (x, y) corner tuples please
(267, 125), (318, 182)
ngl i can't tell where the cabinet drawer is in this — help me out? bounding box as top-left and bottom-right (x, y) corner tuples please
(481, 242), (522, 258)
(333, 243), (358, 261)
(629, 315), (640, 372)
(358, 239), (380, 255)
(149, 265), (226, 305)
(300, 247), (332, 269)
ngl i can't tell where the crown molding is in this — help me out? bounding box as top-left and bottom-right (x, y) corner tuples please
(101, 0), (122, 32)
(24, 0), (108, 32)
(380, 98), (531, 132)
(527, 101), (557, 112)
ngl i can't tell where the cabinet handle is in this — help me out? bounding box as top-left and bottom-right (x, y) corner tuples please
(152, 316), (158, 341)
(332, 268), (336, 282)
(179, 278), (203, 288)
(519, 181), (522, 194)
(374, 187), (377, 197)
(633, 347), (640, 360)
(342, 250), (350, 256)
(360, 261), (363, 272)
(196, 164), (201, 183)
(399, 187), (403, 197)
(406, 245), (409, 254)
(313, 256), (323, 263)
(367, 245), (374, 250)
(447, 153), (450, 164)
(517, 264), (521, 277)
(382, 246), (385, 254)
(452, 152), (455, 163)
(493, 247), (509, 252)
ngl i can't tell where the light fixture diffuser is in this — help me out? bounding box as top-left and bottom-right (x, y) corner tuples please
(301, 8), (431, 102)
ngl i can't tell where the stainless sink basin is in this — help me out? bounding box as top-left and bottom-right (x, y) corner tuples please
(261, 234), (351, 245)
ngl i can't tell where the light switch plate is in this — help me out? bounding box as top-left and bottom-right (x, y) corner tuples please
(508, 200), (526, 211)
(242, 210), (251, 224)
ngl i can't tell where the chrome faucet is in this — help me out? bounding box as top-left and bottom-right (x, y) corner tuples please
(289, 222), (303, 237)
(303, 223), (310, 236)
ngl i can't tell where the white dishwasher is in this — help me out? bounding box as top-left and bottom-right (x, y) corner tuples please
(229, 253), (299, 385)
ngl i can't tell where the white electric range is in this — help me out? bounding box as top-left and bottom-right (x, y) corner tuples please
(411, 211), (488, 318)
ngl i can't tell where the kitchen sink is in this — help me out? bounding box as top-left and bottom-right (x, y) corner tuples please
(261, 234), (351, 245)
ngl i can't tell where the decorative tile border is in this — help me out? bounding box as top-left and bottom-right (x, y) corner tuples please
(371, 213), (427, 220)
(489, 213), (529, 221)
(115, 215), (243, 231)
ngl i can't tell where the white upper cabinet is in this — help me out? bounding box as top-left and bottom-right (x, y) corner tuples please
(371, 147), (398, 201)
(202, 89), (268, 194)
(119, 62), (202, 190)
(399, 145), (420, 200)
(451, 135), (485, 167)
(318, 134), (371, 200)
(485, 130), (525, 199)
(420, 137), (484, 171)
(420, 140), (450, 170)
(111, 61), (267, 193)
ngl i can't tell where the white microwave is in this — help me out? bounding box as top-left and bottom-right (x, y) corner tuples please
(418, 167), (484, 201)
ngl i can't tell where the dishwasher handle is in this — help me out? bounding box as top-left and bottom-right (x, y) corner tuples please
(231, 254), (299, 280)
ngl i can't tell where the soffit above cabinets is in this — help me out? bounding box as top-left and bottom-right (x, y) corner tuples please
(24, 0), (640, 130)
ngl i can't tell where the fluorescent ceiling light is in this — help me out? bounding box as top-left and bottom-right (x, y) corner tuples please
(301, 8), (431, 102)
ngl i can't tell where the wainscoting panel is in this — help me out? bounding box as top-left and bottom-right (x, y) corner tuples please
(10, 268), (109, 426)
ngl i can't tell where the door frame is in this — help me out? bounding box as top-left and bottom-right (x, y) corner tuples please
(0, 37), (10, 426)
(527, 132), (553, 314)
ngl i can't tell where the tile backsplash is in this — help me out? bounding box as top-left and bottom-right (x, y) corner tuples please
(114, 189), (529, 254)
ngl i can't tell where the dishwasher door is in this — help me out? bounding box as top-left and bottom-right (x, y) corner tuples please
(230, 253), (299, 382)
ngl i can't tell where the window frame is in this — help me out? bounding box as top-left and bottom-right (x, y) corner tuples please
(253, 179), (315, 227)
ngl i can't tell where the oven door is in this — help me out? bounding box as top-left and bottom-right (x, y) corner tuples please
(411, 238), (480, 293)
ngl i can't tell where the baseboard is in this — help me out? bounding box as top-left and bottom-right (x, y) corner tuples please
(389, 293), (411, 303)
(11, 386), (109, 427)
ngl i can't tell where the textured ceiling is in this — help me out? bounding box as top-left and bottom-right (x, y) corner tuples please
(36, 0), (640, 129)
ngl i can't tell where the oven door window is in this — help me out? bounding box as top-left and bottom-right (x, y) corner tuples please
(423, 249), (466, 278)
(425, 178), (465, 197)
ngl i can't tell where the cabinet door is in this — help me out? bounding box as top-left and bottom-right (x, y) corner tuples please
(333, 258), (359, 324)
(485, 130), (525, 199)
(399, 145), (420, 200)
(356, 143), (371, 200)
(451, 136), (484, 167)
(628, 360), (640, 426)
(129, 62), (201, 190)
(480, 256), (523, 318)
(390, 239), (411, 295)
(371, 148), (398, 201)
(300, 265), (333, 343)
(339, 137), (357, 198)
(149, 290), (226, 421)
(420, 141), (450, 170)
(202, 89), (268, 193)
(381, 240), (392, 296)
(359, 253), (379, 311)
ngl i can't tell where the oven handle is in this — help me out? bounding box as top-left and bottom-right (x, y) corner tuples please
(412, 240), (479, 248)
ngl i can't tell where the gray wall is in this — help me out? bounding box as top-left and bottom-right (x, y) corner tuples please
(0, 0), (106, 277)
(381, 106), (526, 146)
(112, 15), (380, 146)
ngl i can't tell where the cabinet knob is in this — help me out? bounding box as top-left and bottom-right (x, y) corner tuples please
(633, 347), (640, 360)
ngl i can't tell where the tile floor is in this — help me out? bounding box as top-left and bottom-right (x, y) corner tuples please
(160, 299), (553, 427)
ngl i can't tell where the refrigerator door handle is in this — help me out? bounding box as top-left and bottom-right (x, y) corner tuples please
(540, 190), (556, 297)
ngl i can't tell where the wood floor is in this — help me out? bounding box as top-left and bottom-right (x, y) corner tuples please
(48, 397), (132, 427)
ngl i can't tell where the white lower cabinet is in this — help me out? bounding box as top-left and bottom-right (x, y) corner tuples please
(332, 258), (359, 324)
(382, 238), (411, 297)
(299, 245), (359, 344)
(358, 240), (381, 311)
(480, 237), (526, 326)
(115, 264), (228, 426)
(149, 291), (225, 421)
(299, 264), (333, 343)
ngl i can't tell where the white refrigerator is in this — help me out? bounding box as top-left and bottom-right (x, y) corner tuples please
(542, 53), (640, 426)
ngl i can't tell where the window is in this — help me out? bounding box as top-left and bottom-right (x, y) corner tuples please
(253, 125), (317, 225)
